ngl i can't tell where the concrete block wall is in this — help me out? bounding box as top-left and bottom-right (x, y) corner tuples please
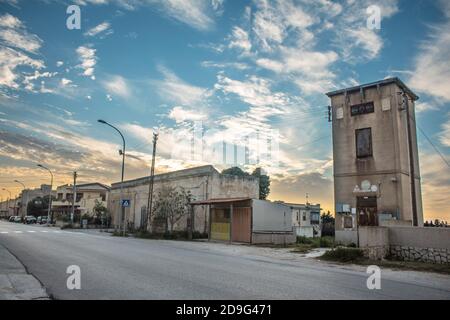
(251, 232), (296, 245)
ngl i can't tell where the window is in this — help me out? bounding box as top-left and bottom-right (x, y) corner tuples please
(344, 216), (353, 229)
(311, 212), (320, 224)
(355, 128), (372, 158)
(302, 212), (306, 221)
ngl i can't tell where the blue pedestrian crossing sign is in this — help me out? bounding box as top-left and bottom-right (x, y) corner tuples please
(121, 199), (131, 207)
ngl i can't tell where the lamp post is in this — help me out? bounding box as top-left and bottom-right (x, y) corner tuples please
(98, 119), (126, 235)
(2, 188), (11, 217)
(37, 164), (53, 225)
(14, 180), (26, 217)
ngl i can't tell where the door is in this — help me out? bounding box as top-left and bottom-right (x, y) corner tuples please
(232, 207), (251, 243)
(357, 196), (378, 226)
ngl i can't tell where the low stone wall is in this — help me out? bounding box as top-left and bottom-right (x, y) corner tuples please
(252, 232), (296, 245)
(388, 227), (450, 264)
(390, 245), (450, 264)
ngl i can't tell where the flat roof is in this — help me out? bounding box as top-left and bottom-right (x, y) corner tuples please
(190, 198), (252, 205)
(326, 77), (419, 101)
(111, 165), (219, 189)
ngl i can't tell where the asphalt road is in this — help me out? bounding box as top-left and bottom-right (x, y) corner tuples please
(0, 221), (449, 300)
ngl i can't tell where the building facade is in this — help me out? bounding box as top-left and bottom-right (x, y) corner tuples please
(108, 165), (259, 232)
(52, 183), (110, 218)
(287, 203), (322, 238)
(17, 184), (52, 217)
(326, 78), (423, 241)
(191, 198), (295, 244)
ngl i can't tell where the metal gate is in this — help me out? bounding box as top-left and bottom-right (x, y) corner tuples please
(357, 196), (378, 226)
(232, 207), (251, 243)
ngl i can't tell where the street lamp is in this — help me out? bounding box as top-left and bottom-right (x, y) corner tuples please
(37, 164), (53, 225)
(98, 119), (126, 235)
(2, 188), (11, 217)
(14, 180), (26, 217)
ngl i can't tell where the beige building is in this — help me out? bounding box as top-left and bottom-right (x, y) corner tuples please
(52, 183), (110, 218)
(108, 165), (259, 232)
(326, 78), (423, 241)
(287, 203), (322, 238)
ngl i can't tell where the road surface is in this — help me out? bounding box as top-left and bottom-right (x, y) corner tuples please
(0, 221), (449, 300)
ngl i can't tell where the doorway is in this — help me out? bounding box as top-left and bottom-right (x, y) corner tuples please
(231, 207), (251, 243)
(357, 196), (378, 226)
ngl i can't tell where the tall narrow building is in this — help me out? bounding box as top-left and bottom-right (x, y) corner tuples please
(326, 78), (423, 241)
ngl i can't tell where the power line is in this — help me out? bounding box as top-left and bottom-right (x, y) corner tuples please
(415, 119), (450, 169)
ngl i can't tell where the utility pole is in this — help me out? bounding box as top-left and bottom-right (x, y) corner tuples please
(146, 132), (158, 232)
(403, 93), (418, 226)
(71, 171), (77, 225)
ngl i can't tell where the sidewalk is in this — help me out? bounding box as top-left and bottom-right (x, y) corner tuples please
(0, 244), (49, 300)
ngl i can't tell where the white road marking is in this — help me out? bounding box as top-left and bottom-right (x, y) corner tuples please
(41, 230), (49, 233)
(27, 231), (36, 233)
(14, 231), (23, 233)
(0, 231), (8, 234)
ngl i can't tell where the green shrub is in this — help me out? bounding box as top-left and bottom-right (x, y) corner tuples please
(297, 236), (313, 244)
(321, 247), (364, 262)
(319, 236), (335, 248)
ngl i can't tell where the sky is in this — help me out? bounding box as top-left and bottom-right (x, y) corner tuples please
(0, 0), (449, 222)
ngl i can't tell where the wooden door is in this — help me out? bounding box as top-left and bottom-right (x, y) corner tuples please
(232, 207), (251, 243)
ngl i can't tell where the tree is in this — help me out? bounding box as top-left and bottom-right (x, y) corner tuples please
(153, 186), (192, 234)
(222, 167), (249, 177)
(93, 199), (108, 225)
(321, 211), (335, 237)
(251, 168), (270, 200)
(27, 196), (52, 217)
(221, 167), (271, 200)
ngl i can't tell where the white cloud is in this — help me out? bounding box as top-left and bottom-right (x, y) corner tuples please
(76, 45), (97, 78)
(415, 101), (438, 113)
(201, 61), (249, 70)
(0, 14), (47, 91)
(409, 5), (450, 102)
(215, 74), (293, 111)
(0, 13), (42, 54)
(76, 0), (221, 31)
(106, 94), (112, 101)
(60, 78), (75, 87)
(440, 114), (450, 147)
(153, 66), (211, 106)
(84, 21), (113, 37)
(228, 26), (252, 55)
(102, 75), (131, 98)
(56, 61), (64, 67)
(168, 106), (207, 123)
(0, 47), (44, 89)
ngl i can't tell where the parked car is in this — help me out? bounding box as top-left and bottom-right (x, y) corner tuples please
(13, 216), (22, 223)
(24, 216), (37, 224)
(8, 216), (16, 222)
(37, 216), (48, 224)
